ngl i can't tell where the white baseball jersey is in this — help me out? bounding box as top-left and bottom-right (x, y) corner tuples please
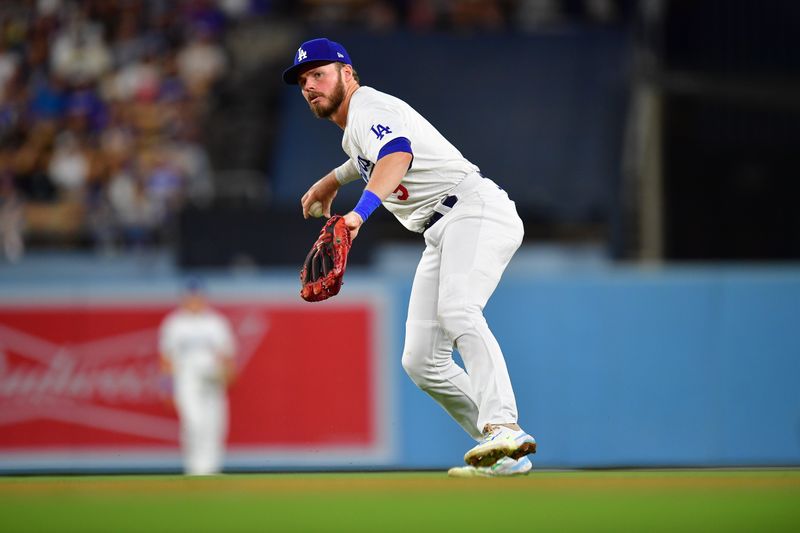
(326, 84), (528, 446)
(159, 308), (235, 385)
(334, 86), (481, 232)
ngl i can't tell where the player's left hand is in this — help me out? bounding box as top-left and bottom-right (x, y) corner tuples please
(343, 211), (363, 240)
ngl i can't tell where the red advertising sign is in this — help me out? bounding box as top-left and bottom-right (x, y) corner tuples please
(0, 293), (390, 469)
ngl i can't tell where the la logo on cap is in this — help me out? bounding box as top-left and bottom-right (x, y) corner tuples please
(297, 47), (307, 61)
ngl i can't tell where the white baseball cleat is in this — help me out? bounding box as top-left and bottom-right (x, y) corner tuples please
(448, 456), (532, 478)
(463, 424), (537, 467)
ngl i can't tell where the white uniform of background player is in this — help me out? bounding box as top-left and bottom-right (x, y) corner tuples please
(287, 38), (536, 476)
(159, 283), (236, 475)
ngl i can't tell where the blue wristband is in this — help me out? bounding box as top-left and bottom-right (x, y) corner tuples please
(353, 189), (381, 222)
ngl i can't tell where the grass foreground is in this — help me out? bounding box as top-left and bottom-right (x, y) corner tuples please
(1, 469), (799, 532)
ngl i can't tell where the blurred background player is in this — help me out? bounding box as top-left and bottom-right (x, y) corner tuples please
(159, 279), (236, 476)
(287, 38), (536, 477)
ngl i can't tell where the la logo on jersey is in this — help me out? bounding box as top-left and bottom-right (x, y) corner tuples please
(297, 47), (307, 61)
(371, 124), (392, 140)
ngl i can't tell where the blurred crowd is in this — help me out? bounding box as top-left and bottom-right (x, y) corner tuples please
(0, 0), (239, 261)
(298, 0), (632, 32)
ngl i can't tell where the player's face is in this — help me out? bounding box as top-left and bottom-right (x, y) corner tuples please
(299, 63), (346, 119)
(183, 293), (207, 313)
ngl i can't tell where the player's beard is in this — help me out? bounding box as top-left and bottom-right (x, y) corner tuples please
(308, 72), (346, 119)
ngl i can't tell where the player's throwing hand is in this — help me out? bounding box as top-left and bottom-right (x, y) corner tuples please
(301, 172), (339, 219)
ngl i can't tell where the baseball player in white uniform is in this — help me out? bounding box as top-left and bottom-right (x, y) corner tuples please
(285, 38), (536, 477)
(159, 281), (237, 475)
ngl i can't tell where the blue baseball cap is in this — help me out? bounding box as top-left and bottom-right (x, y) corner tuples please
(282, 38), (352, 85)
(185, 276), (205, 293)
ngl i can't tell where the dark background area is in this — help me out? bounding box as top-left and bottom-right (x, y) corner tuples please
(657, 0), (800, 260)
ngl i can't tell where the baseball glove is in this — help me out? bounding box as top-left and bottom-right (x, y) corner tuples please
(300, 215), (352, 302)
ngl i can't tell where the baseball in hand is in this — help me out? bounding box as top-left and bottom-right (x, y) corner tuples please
(309, 201), (324, 218)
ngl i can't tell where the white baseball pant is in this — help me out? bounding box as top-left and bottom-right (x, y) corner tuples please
(175, 377), (228, 475)
(401, 174), (524, 440)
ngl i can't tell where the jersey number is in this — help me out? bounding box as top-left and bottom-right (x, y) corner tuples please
(393, 184), (409, 200)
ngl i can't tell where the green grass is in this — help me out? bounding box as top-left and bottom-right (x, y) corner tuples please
(1, 470), (799, 532)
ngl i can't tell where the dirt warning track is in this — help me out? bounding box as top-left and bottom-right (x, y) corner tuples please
(2, 469), (799, 495)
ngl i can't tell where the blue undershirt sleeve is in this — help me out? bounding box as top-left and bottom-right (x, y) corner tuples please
(377, 137), (413, 169)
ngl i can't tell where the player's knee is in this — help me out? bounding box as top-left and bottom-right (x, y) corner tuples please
(402, 321), (437, 385)
(437, 304), (481, 341)
(401, 348), (429, 386)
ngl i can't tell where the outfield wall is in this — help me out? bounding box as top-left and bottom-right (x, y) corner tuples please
(1, 257), (798, 471)
(398, 265), (800, 468)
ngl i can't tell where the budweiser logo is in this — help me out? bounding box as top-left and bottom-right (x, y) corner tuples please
(0, 311), (268, 442)
(0, 326), (162, 402)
